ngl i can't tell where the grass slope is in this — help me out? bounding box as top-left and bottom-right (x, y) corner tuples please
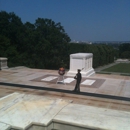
(102, 63), (130, 73)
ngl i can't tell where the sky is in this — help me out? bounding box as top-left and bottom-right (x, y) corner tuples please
(0, 0), (130, 41)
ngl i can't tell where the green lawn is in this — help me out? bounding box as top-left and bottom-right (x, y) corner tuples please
(102, 63), (130, 73)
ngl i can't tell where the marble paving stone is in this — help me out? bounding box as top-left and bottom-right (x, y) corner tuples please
(119, 104), (130, 112)
(124, 81), (130, 91)
(98, 79), (120, 90)
(20, 81), (43, 86)
(62, 78), (75, 83)
(80, 88), (97, 93)
(41, 76), (58, 81)
(11, 72), (32, 77)
(0, 122), (10, 130)
(0, 71), (15, 76)
(120, 81), (130, 97)
(115, 85), (125, 97)
(0, 93), (71, 129)
(49, 84), (74, 91)
(108, 102), (122, 111)
(96, 89), (116, 95)
(21, 73), (47, 81)
(28, 81), (50, 87)
(81, 79), (95, 85)
(124, 81), (130, 97)
(54, 104), (130, 130)
(95, 80), (121, 95)
(123, 92), (130, 97)
(0, 78), (8, 82)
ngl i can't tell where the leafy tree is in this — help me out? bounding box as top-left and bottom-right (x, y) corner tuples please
(33, 18), (70, 69)
(0, 11), (117, 69)
(0, 35), (19, 66)
(121, 51), (130, 59)
(96, 45), (106, 66)
(0, 35), (10, 57)
(119, 43), (130, 58)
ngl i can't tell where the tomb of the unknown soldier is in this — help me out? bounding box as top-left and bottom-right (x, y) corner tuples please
(0, 57), (130, 130)
(67, 53), (95, 77)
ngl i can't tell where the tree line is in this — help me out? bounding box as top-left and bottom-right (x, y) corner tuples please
(119, 43), (130, 59)
(0, 11), (129, 70)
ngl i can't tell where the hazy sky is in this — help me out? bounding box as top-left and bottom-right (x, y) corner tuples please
(0, 0), (130, 41)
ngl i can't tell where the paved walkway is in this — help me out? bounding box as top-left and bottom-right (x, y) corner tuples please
(0, 67), (130, 106)
(0, 67), (130, 96)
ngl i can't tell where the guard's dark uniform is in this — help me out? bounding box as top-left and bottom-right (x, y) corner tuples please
(74, 69), (82, 92)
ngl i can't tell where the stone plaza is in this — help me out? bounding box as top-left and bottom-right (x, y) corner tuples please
(0, 64), (130, 130)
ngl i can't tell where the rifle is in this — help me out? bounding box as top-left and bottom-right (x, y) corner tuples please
(81, 68), (84, 71)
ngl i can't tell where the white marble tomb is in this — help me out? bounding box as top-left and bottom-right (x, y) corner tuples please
(67, 53), (95, 77)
